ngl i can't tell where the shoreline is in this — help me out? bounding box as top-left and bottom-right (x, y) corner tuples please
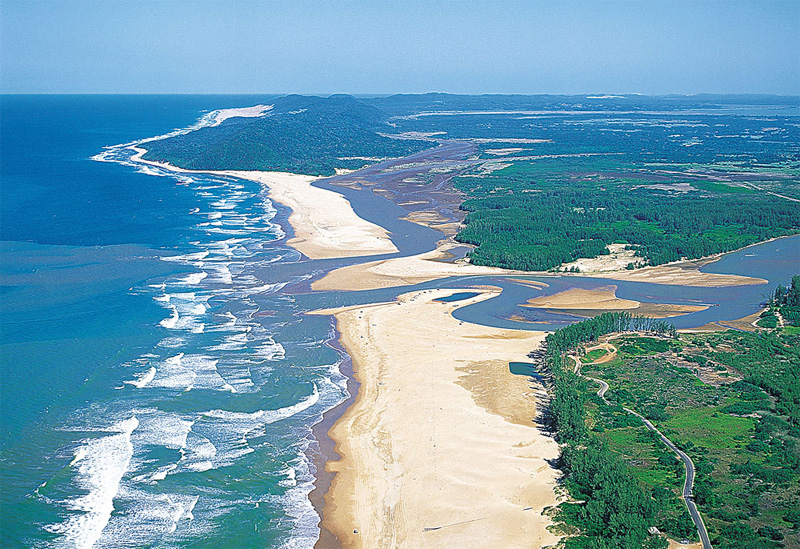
(309, 289), (562, 548)
(129, 146), (398, 259)
(129, 136), (792, 548)
(309, 321), (354, 549)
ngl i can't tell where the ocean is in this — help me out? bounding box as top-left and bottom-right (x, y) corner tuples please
(1, 95), (347, 548)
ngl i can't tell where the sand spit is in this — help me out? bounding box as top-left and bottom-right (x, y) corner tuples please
(129, 148), (397, 259)
(221, 170), (398, 259)
(312, 241), (524, 291)
(597, 261), (766, 287)
(310, 289), (561, 549)
(524, 286), (641, 310)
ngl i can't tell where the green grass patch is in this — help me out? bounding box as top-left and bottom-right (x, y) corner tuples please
(663, 406), (754, 450)
(618, 336), (673, 356)
(583, 348), (608, 363)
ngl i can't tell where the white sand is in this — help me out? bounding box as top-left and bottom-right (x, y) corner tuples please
(312, 289), (562, 548)
(312, 240), (524, 291)
(128, 148), (397, 259)
(218, 170), (398, 258)
(210, 104), (272, 126)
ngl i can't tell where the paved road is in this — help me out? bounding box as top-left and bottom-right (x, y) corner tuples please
(574, 353), (713, 549)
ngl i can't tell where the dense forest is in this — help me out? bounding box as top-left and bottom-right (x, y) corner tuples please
(142, 95), (429, 175)
(453, 159), (800, 271)
(539, 303), (800, 548)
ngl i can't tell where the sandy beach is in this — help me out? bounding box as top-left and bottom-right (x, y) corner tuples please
(522, 286), (711, 318)
(219, 170), (398, 259)
(129, 147), (398, 259)
(311, 289), (561, 548)
(312, 240), (524, 291)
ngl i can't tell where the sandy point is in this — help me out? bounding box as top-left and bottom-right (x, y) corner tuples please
(312, 240), (525, 291)
(127, 147), (398, 259)
(310, 289), (562, 548)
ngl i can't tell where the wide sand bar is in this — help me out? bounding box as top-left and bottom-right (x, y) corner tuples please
(221, 170), (398, 258)
(312, 241), (524, 291)
(311, 289), (561, 548)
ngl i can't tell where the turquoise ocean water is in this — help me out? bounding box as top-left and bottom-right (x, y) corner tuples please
(1, 96), (347, 548)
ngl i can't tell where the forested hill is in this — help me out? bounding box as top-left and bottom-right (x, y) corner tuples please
(141, 94), (430, 175)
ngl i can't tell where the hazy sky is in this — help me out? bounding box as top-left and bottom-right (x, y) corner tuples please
(2, 0), (798, 95)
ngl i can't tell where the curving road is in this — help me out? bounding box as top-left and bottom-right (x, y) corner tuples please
(573, 347), (712, 549)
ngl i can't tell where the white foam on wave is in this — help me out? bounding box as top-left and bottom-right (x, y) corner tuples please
(278, 466), (297, 488)
(156, 293), (209, 333)
(148, 464), (177, 482)
(157, 336), (186, 349)
(205, 227), (250, 236)
(203, 262), (233, 285)
(179, 431), (218, 472)
(159, 306), (180, 329)
(203, 384), (319, 426)
(45, 417), (139, 549)
(136, 410), (195, 451)
(255, 337), (286, 361)
(92, 488), (200, 545)
(161, 251), (209, 263)
(207, 331), (249, 351)
(176, 272), (208, 286)
(125, 367), (157, 389)
(136, 165), (167, 177)
(177, 385), (320, 473)
(147, 353), (235, 393)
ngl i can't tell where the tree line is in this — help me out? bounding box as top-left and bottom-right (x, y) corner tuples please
(536, 312), (677, 548)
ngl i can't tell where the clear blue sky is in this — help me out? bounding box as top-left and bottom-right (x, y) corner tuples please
(2, 0), (798, 95)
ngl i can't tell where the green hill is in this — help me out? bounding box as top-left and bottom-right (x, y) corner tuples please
(141, 94), (429, 176)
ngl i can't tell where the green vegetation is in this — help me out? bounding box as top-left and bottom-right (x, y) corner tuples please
(578, 327), (800, 548)
(142, 95), (429, 176)
(143, 94), (799, 271)
(582, 348), (608, 363)
(453, 158), (800, 271)
(690, 180), (756, 194)
(771, 275), (800, 327)
(539, 308), (800, 548)
(540, 313), (676, 548)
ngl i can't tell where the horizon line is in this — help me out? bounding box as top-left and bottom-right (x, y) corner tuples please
(2, 91), (800, 99)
